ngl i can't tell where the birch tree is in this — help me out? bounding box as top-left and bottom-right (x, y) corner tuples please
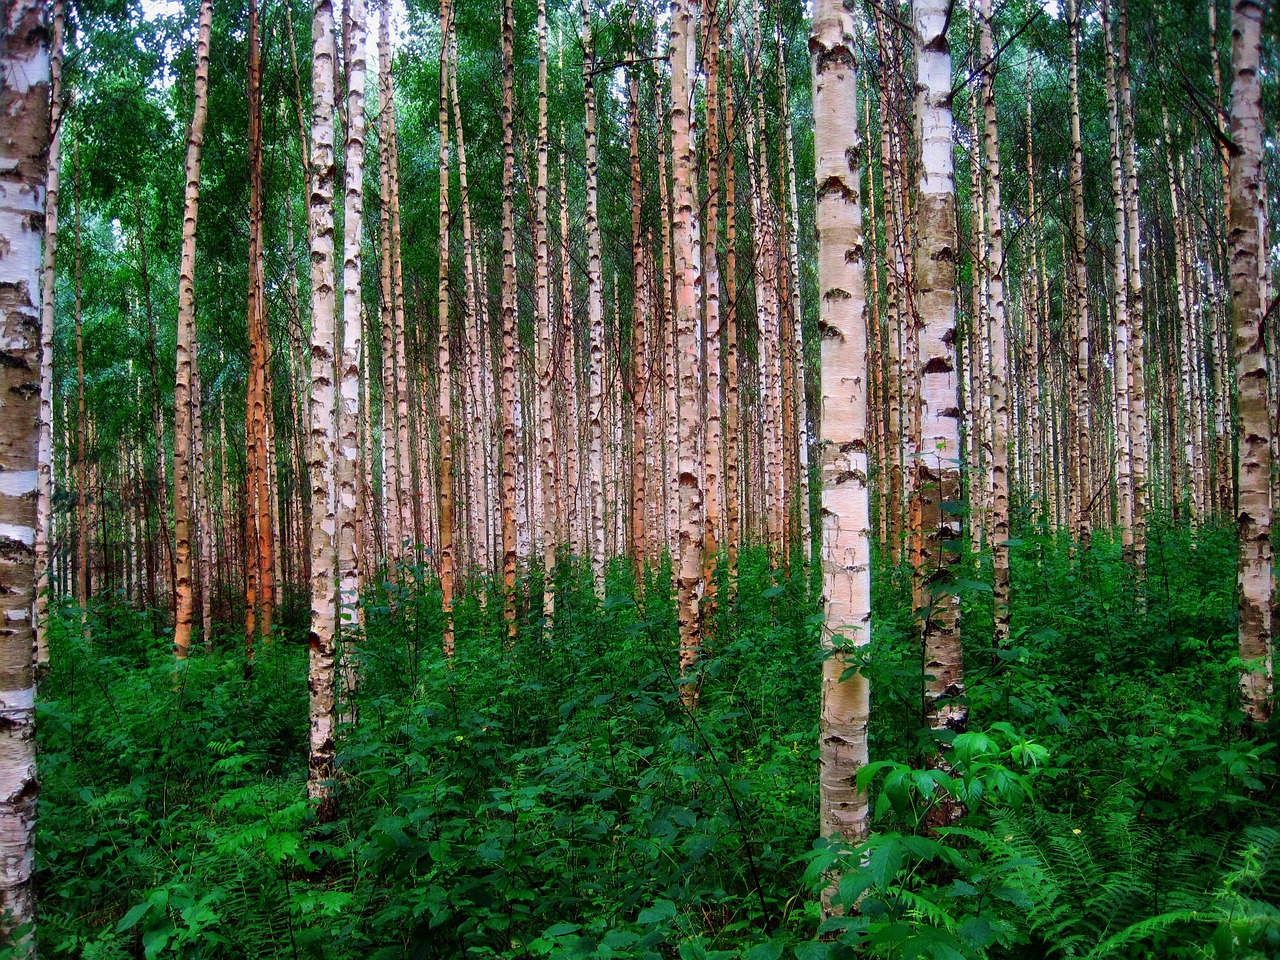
(1228, 0), (1273, 722)
(669, 0), (705, 695)
(978, 0), (1011, 647)
(437, 0), (455, 656)
(338, 0), (368, 665)
(914, 0), (964, 733)
(0, 0), (49, 939)
(813, 0), (871, 882)
(172, 0), (214, 659)
(307, 0), (340, 819)
(34, 0), (64, 673)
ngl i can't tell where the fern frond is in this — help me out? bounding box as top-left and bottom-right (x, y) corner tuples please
(1084, 908), (1204, 959)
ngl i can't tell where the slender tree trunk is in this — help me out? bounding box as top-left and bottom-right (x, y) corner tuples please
(914, 0), (965, 732)
(670, 0), (705, 699)
(437, 0), (455, 656)
(813, 0), (871, 899)
(965, 61), (985, 555)
(173, 0), (214, 659)
(388, 124), (413, 558)
(1024, 67), (1045, 527)
(628, 14), (649, 575)
(556, 141), (580, 559)
(1067, 0), (1092, 548)
(243, 0), (274, 649)
(702, 0), (722, 589)
(864, 89), (888, 550)
(35, 0), (65, 674)
(500, 0), (519, 639)
(195, 359), (213, 645)
(1117, 0), (1147, 583)
(534, 0), (557, 611)
(775, 16), (810, 563)
(979, 0), (1010, 647)
(871, 25), (904, 562)
(75, 145), (88, 630)
(722, 15), (740, 573)
(657, 89), (678, 557)
(582, 0), (607, 590)
(744, 14), (781, 554)
(1171, 138), (1206, 519)
(1102, 0), (1133, 562)
(307, 0), (340, 819)
(1228, 0), (1273, 722)
(377, 2), (400, 562)
(338, 0), (367, 685)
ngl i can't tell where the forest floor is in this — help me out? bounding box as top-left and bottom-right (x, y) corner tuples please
(29, 523), (1280, 960)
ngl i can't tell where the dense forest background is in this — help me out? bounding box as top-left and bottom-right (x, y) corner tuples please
(0, 0), (1277, 955)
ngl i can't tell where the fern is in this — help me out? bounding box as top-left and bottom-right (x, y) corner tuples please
(976, 796), (1231, 958)
(1084, 826), (1280, 959)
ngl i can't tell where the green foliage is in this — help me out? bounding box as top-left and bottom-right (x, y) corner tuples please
(34, 529), (1280, 958)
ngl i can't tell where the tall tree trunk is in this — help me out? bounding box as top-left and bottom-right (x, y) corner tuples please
(657, 87), (678, 557)
(744, 12), (781, 554)
(173, 0), (214, 659)
(557, 135), (580, 558)
(775, 15), (810, 563)
(670, 0), (705, 698)
(1117, 0), (1148, 583)
(338, 0), (368, 673)
(75, 144), (88, 630)
(864, 87), (888, 550)
(1024, 66), (1045, 527)
(979, 0), (1010, 647)
(244, 0), (274, 649)
(0, 0), (48, 939)
(965, 55), (986, 555)
(195, 359), (213, 645)
(914, 0), (965, 733)
(35, 0), (64, 673)
(722, 15), (740, 573)
(582, 0), (607, 590)
(1228, 0), (1273, 722)
(628, 12), (649, 575)
(500, 0), (519, 639)
(377, 2), (400, 562)
(813, 0), (871, 901)
(307, 0), (340, 819)
(535, 0), (557, 610)
(1103, 0), (1133, 560)
(437, 0), (455, 655)
(1066, 0), (1092, 548)
(389, 124), (413, 557)
(702, 0), (722, 589)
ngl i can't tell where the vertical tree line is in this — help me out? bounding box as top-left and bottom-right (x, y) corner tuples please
(4, 0), (1275, 943)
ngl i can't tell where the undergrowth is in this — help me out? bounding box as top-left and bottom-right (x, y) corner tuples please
(25, 522), (1280, 959)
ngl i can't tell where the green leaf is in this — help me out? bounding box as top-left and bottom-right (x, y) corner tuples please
(545, 922), (581, 937)
(745, 941), (785, 960)
(794, 943), (833, 960)
(959, 915), (993, 947)
(116, 901), (152, 933)
(637, 900), (677, 924)
(866, 836), (906, 888)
